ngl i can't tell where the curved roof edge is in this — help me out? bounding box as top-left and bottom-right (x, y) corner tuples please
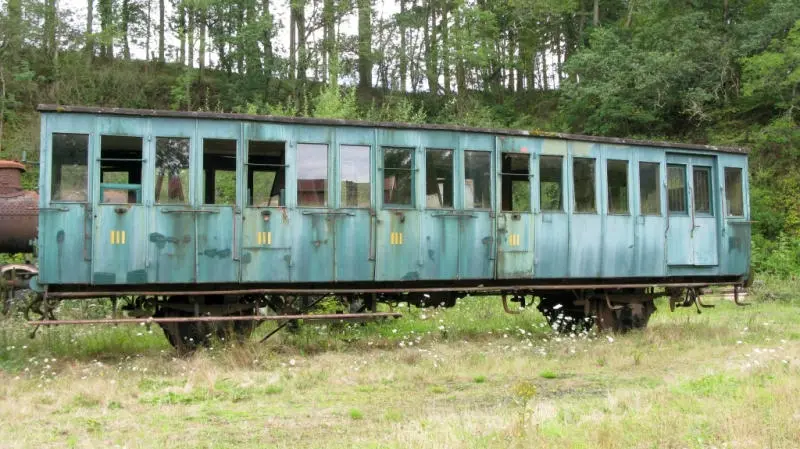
(37, 104), (749, 155)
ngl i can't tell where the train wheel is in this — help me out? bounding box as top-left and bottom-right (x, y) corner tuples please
(537, 295), (594, 333)
(595, 299), (656, 333)
(156, 307), (258, 353)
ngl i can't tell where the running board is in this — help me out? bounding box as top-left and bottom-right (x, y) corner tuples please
(26, 312), (402, 326)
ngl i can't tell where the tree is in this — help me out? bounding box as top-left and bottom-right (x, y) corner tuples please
(357, 0), (372, 88)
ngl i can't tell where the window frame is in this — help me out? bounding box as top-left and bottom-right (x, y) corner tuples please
(50, 132), (90, 204)
(572, 157), (597, 214)
(724, 166), (745, 218)
(538, 155), (564, 213)
(154, 136), (192, 206)
(245, 140), (287, 208)
(606, 159), (630, 216)
(500, 152), (532, 213)
(97, 134), (146, 206)
(295, 142), (330, 208)
(201, 138), (239, 206)
(637, 162), (662, 216)
(463, 150), (492, 211)
(692, 165), (713, 216)
(424, 148), (455, 210)
(382, 146), (416, 209)
(667, 164), (688, 215)
(339, 144), (372, 209)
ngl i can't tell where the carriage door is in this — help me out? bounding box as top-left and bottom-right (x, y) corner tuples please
(93, 125), (148, 285)
(334, 133), (375, 281)
(460, 148), (495, 279)
(40, 126), (93, 284)
(196, 123), (240, 282)
(240, 126), (292, 282)
(293, 129), (336, 282)
(420, 145), (459, 280)
(496, 149), (535, 279)
(666, 154), (719, 266)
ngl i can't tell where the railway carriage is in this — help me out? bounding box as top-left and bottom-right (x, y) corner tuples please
(22, 105), (750, 347)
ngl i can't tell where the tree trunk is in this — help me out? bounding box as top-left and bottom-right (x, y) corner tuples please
(322, 0), (333, 84)
(626, 0), (634, 27)
(45, 0), (58, 61)
(158, 0), (165, 62)
(357, 0), (372, 89)
(442, 1), (451, 94)
(400, 0), (407, 91)
(289, 0), (297, 80)
(85, 0), (94, 57)
(177, 3), (186, 65)
(188, 7), (195, 69)
(98, 0), (113, 58)
(262, 0), (273, 78)
(145, 0), (151, 60)
(593, 0), (599, 26)
(295, 0), (306, 82)
(122, 0), (131, 59)
(424, 1), (438, 94)
(507, 29), (515, 92)
(199, 9), (206, 71)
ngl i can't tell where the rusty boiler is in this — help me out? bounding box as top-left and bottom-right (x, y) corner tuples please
(0, 160), (38, 253)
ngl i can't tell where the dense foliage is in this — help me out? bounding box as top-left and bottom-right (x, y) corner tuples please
(0, 0), (799, 276)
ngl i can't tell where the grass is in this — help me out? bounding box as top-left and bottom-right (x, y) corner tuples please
(1, 294), (800, 448)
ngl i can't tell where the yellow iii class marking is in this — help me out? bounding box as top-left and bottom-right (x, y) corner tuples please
(257, 231), (272, 245)
(390, 232), (404, 245)
(508, 234), (520, 247)
(110, 230), (126, 245)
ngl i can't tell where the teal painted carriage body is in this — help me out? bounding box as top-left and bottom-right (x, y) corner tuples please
(36, 107), (751, 290)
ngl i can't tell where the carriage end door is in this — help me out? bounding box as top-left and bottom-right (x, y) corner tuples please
(666, 154), (719, 266)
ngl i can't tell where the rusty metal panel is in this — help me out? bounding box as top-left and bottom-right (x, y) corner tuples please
(39, 205), (92, 284)
(241, 207), (292, 282)
(535, 213), (569, 278)
(376, 210), (420, 280)
(293, 211), (334, 282)
(93, 206), (147, 284)
(419, 213), (459, 279)
(196, 208), (238, 282)
(149, 207), (195, 282)
(459, 211), (494, 279)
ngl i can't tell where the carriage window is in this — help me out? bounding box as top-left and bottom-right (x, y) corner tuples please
(573, 158), (596, 213)
(100, 135), (143, 204)
(693, 166), (712, 214)
(340, 145), (370, 208)
(155, 137), (190, 204)
(607, 160), (628, 214)
(297, 143), (329, 207)
(51, 133), (89, 202)
(539, 156), (562, 212)
(667, 164), (687, 213)
(725, 167), (744, 217)
(465, 151), (491, 209)
(426, 149), (454, 209)
(383, 147), (414, 207)
(248, 140), (285, 207)
(501, 153), (530, 212)
(202, 139), (237, 205)
(639, 162), (661, 215)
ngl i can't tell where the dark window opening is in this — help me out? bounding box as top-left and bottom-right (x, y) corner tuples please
(464, 151), (491, 209)
(693, 166), (712, 214)
(607, 159), (629, 214)
(501, 153), (530, 212)
(297, 143), (328, 207)
(667, 164), (687, 213)
(155, 137), (190, 205)
(539, 156), (562, 212)
(725, 167), (744, 217)
(203, 139), (237, 205)
(426, 149), (454, 209)
(639, 162), (661, 215)
(383, 147), (414, 207)
(573, 158), (596, 213)
(51, 133), (89, 202)
(100, 135), (143, 204)
(340, 145), (370, 208)
(248, 140), (286, 207)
